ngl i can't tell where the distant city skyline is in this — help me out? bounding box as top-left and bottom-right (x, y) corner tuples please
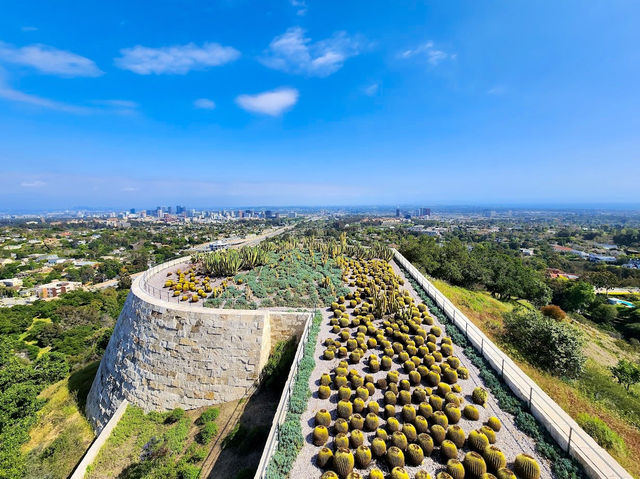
(1, 1), (639, 209)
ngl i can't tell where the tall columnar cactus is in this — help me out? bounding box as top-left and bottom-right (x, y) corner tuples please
(463, 451), (488, 478)
(483, 446), (506, 473)
(513, 454), (541, 479)
(334, 448), (355, 478)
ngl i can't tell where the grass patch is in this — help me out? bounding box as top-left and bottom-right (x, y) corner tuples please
(577, 413), (627, 454)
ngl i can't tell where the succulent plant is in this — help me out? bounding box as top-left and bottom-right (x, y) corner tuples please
(338, 386), (352, 401)
(318, 385), (331, 399)
(381, 356), (393, 370)
(495, 468), (516, 479)
(432, 411), (449, 429)
(464, 451), (487, 478)
(386, 446), (405, 468)
(384, 404), (396, 419)
(430, 424), (447, 445)
(346, 473), (363, 479)
(402, 404), (417, 422)
(472, 387), (488, 406)
(317, 447), (334, 468)
(443, 367), (459, 384)
(391, 431), (408, 450)
(335, 376), (348, 389)
(513, 454), (541, 479)
(436, 474), (454, 479)
(479, 475), (497, 479)
(367, 401), (380, 415)
(447, 459), (466, 479)
(441, 343), (454, 357)
(402, 423), (417, 442)
(387, 416), (401, 432)
(321, 373), (332, 386)
(463, 405), (480, 421)
(369, 468), (385, 479)
(468, 430), (490, 453)
(334, 418), (349, 434)
(427, 371), (441, 386)
(444, 403), (462, 424)
(321, 472), (339, 479)
(334, 432), (350, 449)
(430, 395), (445, 412)
(457, 367), (470, 380)
(324, 349), (336, 360)
(483, 445), (506, 473)
(350, 429), (364, 448)
(415, 472), (433, 479)
(390, 467), (410, 479)
(446, 425), (466, 448)
(480, 426), (496, 444)
(371, 436), (387, 457)
(334, 448), (355, 478)
(353, 398), (366, 414)
(313, 425), (329, 445)
(415, 415), (429, 434)
(355, 445), (372, 467)
(415, 433), (434, 457)
(406, 443), (425, 466)
(419, 402), (434, 418)
(385, 390), (398, 406)
(337, 400), (353, 419)
(364, 412), (378, 431)
(351, 413), (365, 430)
(447, 356), (461, 369)
(440, 439), (459, 460)
(486, 416), (501, 432)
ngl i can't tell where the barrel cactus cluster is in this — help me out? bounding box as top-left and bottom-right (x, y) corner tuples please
(310, 256), (542, 479)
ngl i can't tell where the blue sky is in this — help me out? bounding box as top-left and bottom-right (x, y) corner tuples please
(0, 0), (639, 210)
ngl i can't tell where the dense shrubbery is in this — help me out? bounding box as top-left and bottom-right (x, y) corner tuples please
(576, 413), (626, 454)
(400, 236), (551, 305)
(504, 309), (586, 378)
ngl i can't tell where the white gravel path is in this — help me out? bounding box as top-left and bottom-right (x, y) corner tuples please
(289, 260), (554, 479)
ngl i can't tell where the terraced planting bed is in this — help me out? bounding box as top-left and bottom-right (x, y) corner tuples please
(280, 256), (559, 479)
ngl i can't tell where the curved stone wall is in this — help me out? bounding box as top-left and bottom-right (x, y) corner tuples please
(86, 272), (310, 432)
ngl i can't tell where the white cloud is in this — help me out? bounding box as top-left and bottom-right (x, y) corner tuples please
(236, 88), (298, 116)
(21, 26), (38, 32)
(261, 27), (362, 77)
(400, 41), (451, 65)
(0, 41), (102, 77)
(92, 99), (138, 109)
(20, 180), (46, 188)
(0, 74), (91, 113)
(194, 98), (216, 110)
(115, 42), (240, 75)
(364, 83), (379, 96)
(290, 0), (308, 16)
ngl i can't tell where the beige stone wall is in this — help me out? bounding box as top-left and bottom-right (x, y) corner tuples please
(86, 274), (311, 432)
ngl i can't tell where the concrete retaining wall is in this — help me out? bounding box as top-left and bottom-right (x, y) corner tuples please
(86, 270), (310, 432)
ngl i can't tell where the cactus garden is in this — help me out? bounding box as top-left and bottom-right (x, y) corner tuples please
(283, 253), (554, 479)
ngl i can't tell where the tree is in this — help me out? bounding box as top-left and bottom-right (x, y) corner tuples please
(504, 309), (585, 378)
(589, 303), (618, 325)
(610, 359), (640, 392)
(564, 281), (595, 313)
(587, 271), (618, 294)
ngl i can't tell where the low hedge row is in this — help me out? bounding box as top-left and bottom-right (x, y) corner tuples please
(403, 268), (585, 479)
(265, 311), (322, 479)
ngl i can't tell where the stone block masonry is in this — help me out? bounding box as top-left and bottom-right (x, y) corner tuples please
(86, 270), (311, 432)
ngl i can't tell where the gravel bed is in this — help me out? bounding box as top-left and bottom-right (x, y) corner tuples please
(289, 260), (554, 478)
